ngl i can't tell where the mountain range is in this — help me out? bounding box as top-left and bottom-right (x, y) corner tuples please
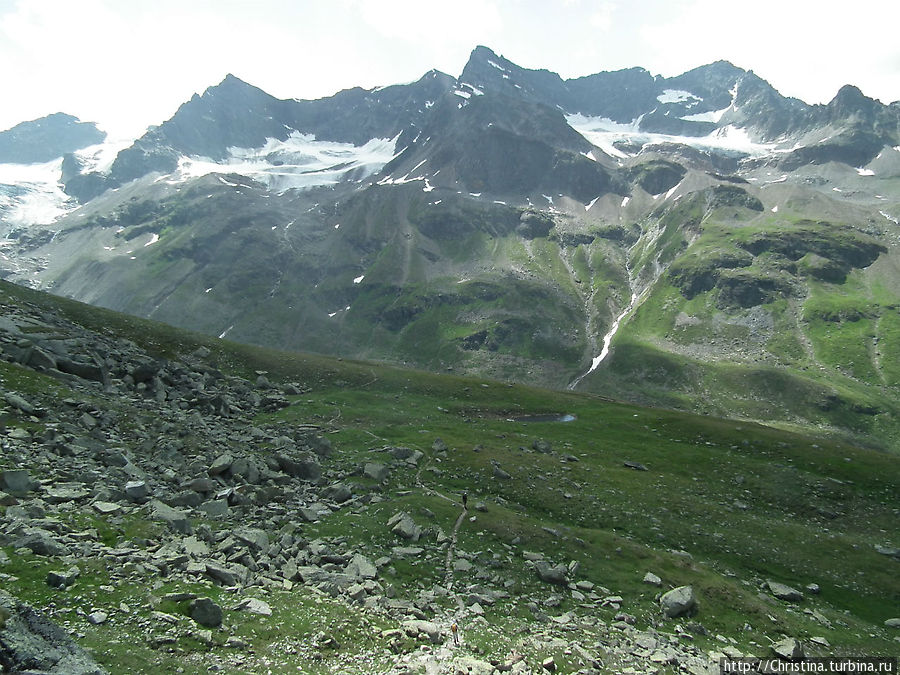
(1, 45), (899, 450)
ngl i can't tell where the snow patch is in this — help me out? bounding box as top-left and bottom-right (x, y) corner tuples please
(353, 275), (365, 284)
(621, 196), (631, 207)
(585, 196), (601, 211)
(488, 59), (507, 72)
(771, 205), (779, 213)
(856, 167), (875, 176)
(175, 132), (398, 193)
(144, 233), (159, 247)
(880, 210), (898, 225)
(680, 106), (729, 123)
(657, 89), (700, 104)
(566, 114), (776, 160)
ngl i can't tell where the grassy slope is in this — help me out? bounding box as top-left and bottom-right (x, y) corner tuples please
(582, 200), (900, 451)
(1, 281), (898, 673)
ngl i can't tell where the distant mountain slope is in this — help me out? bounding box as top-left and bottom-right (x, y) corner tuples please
(0, 112), (105, 164)
(2, 45), (899, 450)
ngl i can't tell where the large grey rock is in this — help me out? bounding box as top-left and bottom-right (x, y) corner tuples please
(363, 462), (390, 482)
(643, 572), (663, 587)
(534, 561), (568, 585)
(46, 567), (80, 590)
(771, 637), (804, 661)
(190, 597), (223, 628)
(235, 597), (272, 616)
(275, 453), (321, 480)
(0, 590), (108, 674)
(884, 618), (900, 628)
(44, 484), (90, 503)
(388, 512), (422, 541)
(205, 563), (240, 587)
(150, 500), (192, 534)
(234, 527), (269, 552)
(326, 484), (352, 503)
(3, 393), (44, 418)
(14, 529), (69, 557)
(0, 469), (38, 496)
(346, 554), (377, 580)
(660, 585), (696, 618)
(766, 581), (803, 602)
(402, 619), (443, 643)
(208, 453), (234, 476)
(124, 480), (149, 503)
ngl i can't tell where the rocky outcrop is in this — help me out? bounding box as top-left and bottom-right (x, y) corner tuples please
(0, 590), (107, 674)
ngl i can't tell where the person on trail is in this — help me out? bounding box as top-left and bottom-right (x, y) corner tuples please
(451, 622), (459, 646)
(462, 492), (468, 510)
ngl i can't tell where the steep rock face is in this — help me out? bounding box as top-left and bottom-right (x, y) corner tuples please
(0, 113), (105, 164)
(384, 90), (620, 201)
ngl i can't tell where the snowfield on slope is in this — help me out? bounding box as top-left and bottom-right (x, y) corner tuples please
(175, 132), (399, 192)
(565, 113), (777, 159)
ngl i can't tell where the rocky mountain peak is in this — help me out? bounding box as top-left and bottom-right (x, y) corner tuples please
(827, 83), (879, 121)
(0, 112), (106, 164)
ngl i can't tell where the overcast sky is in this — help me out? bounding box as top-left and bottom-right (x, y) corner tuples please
(2, 0), (898, 139)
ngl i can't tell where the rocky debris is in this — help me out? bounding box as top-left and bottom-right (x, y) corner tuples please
(766, 581), (803, 602)
(0, 590), (108, 674)
(623, 460), (648, 471)
(660, 585), (696, 618)
(0, 285), (885, 674)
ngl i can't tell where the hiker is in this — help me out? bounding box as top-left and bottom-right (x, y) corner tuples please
(462, 492), (468, 509)
(451, 622), (459, 646)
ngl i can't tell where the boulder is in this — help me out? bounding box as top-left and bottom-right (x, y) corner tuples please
(235, 597), (271, 616)
(124, 480), (150, 503)
(771, 637), (804, 661)
(0, 469), (38, 496)
(325, 484), (352, 503)
(401, 619), (442, 643)
(190, 597), (223, 628)
(346, 554), (377, 580)
(532, 439), (552, 453)
(660, 585), (696, 618)
(884, 618), (900, 628)
(150, 500), (192, 534)
(14, 529), (69, 557)
(363, 462), (390, 482)
(643, 572), (663, 587)
(534, 561), (568, 585)
(766, 581), (803, 602)
(208, 453), (234, 476)
(46, 567), (80, 590)
(275, 453), (321, 480)
(234, 527), (269, 552)
(388, 512), (422, 541)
